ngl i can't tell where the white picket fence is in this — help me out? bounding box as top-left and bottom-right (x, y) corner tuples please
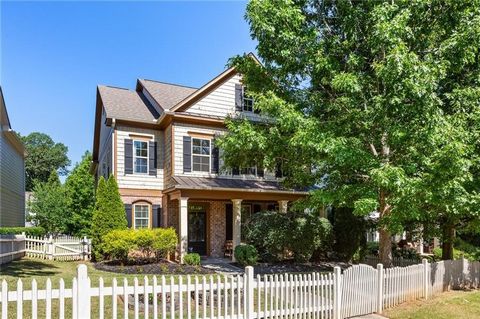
(1, 259), (479, 319)
(362, 255), (419, 267)
(25, 235), (91, 261)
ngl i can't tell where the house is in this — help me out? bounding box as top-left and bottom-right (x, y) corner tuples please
(0, 87), (26, 227)
(91, 55), (308, 262)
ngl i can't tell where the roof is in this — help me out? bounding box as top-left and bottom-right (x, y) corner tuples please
(171, 176), (308, 194)
(0, 87), (25, 156)
(98, 85), (160, 123)
(138, 79), (197, 111)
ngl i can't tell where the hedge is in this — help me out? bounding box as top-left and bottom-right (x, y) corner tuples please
(0, 227), (46, 237)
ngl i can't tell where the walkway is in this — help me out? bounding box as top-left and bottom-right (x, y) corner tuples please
(201, 257), (243, 275)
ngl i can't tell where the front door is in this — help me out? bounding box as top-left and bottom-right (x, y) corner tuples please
(188, 204), (207, 255)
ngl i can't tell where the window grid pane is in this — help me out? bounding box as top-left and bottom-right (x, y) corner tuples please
(192, 138), (210, 172)
(134, 140), (149, 174)
(134, 205), (150, 229)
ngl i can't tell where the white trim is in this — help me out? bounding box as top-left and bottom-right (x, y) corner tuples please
(191, 137), (211, 173)
(133, 140), (149, 174)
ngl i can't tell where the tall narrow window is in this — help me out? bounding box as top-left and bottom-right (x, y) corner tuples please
(192, 138), (210, 172)
(242, 87), (254, 112)
(134, 140), (148, 174)
(134, 204), (150, 229)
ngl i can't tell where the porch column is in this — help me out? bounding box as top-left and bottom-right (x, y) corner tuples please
(232, 199), (243, 261)
(179, 197), (189, 264)
(278, 200), (289, 214)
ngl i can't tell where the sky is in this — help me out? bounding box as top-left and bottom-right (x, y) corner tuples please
(1, 0), (256, 174)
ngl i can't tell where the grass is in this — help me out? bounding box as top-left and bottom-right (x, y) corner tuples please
(384, 290), (480, 319)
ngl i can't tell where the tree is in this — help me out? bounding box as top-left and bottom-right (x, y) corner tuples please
(21, 132), (70, 191)
(64, 151), (95, 236)
(218, 0), (480, 265)
(28, 171), (68, 235)
(91, 176), (128, 260)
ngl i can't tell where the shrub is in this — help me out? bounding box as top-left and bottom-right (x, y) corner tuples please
(244, 211), (290, 262)
(152, 228), (178, 260)
(102, 229), (136, 262)
(330, 207), (368, 262)
(234, 244), (258, 266)
(184, 253), (201, 266)
(91, 176), (127, 260)
(289, 213), (332, 262)
(0, 227), (46, 237)
(134, 229), (155, 258)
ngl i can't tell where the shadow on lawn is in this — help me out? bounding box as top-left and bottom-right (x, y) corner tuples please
(1, 259), (61, 278)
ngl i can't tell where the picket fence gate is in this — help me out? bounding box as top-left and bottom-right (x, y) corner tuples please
(1, 259), (480, 319)
(25, 235), (91, 261)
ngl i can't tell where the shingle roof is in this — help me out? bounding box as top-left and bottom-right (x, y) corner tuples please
(172, 176), (307, 193)
(98, 85), (160, 123)
(138, 79), (197, 110)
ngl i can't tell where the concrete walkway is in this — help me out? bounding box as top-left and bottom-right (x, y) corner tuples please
(201, 257), (243, 275)
(350, 314), (389, 319)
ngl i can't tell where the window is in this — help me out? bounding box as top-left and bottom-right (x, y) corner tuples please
(192, 138), (210, 172)
(243, 87), (254, 112)
(240, 167), (256, 175)
(134, 204), (150, 229)
(134, 140), (148, 174)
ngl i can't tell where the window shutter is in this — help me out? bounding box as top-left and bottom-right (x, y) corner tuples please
(183, 136), (192, 172)
(211, 140), (219, 174)
(124, 139), (133, 174)
(149, 141), (157, 176)
(125, 204), (132, 228)
(257, 166), (264, 178)
(232, 166), (239, 175)
(235, 84), (243, 111)
(152, 205), (161, 228)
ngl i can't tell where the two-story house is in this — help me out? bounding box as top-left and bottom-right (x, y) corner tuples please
(91, 55), (307, 262)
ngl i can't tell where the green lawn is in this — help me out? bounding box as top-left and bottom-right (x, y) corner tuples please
(384, 290), (480, 319)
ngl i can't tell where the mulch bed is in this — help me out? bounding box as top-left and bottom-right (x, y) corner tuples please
(234, 260), (352, 274)
(94, 260), (215, 275)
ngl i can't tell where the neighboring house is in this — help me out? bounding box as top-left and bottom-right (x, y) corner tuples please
(91, 54), (307, 261)
(0, 87), (26, 227)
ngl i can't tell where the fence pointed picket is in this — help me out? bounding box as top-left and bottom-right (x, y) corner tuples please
(144, 276), (149, 319)
(16, 279), (22, 319)
(161, 276), (166, 319)
(178, 276), (183, 319)
(186, 276), (191, 319)
(153, 276), (158, 319)
(133, 277), (139, 319)
(112, 278), (118, 319)
(202, 276), (207, 319)
(46, 278), (52, 319)
(123, 278), (129, 319)
(216, 275), (221, 319)
(31, 279), (37, 319)
(59, 278), (65, 319)
(209, 276), (214, 319)
(224, 275), (228, 319)
(170, 276), (175, 319)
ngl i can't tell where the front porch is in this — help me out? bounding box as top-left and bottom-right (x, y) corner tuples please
(162, 178), (307, 263)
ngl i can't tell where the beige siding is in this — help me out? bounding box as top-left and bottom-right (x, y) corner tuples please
(97, 109), (114, 180)
(0, 133), (25, 227)
(186, 74), (263, 121)
(164, 124), (173, 189)
(172, 123), (276, 180)
(116, 125), (164, 190)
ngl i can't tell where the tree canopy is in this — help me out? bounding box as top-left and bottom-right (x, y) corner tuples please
(65, 151), (95, 236)
(27, 170), (68, 235)
(21, 132), (70, 191)
(218, 0), (480, 265)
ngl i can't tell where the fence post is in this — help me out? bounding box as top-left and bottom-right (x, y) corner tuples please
(333, 266), (342, 319)
(76, 264), (91, 319)
(423, 259), (429, 300)
(82, 236), (88, 261)
(245, 266), (254, 319)
(376, 263), (384, 314)
(48, 235), (54, 260)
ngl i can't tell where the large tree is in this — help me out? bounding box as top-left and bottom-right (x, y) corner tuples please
(21, 132), (70, 191)
(65, 151), (96, 236)
(28, 171), (68, 235)
(219, 0), (480, 265)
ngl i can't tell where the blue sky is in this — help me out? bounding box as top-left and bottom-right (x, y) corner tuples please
(1, 1), (255, 172)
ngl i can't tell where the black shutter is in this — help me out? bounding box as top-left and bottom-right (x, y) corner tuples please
(152, 205), (161, 228)
(125, 204), (132, 228)
(183, 136), (192, 172)
(257, 166), (264, 178)
(232, 166), (239, 175)
(124, 139), (133, 174)
(275, 161), (283, 178)
(149, 141), (157, 176)
(253, 204), (262, 213)
(235, 84), (243, 111)
(211, 140), (219, 174)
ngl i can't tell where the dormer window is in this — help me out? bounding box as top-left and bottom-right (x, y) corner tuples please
(243, 88), (254, 112)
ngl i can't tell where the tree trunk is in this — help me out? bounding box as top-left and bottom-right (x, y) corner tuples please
(378, 190), (393, 267)
(442, 222), (455, 260)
